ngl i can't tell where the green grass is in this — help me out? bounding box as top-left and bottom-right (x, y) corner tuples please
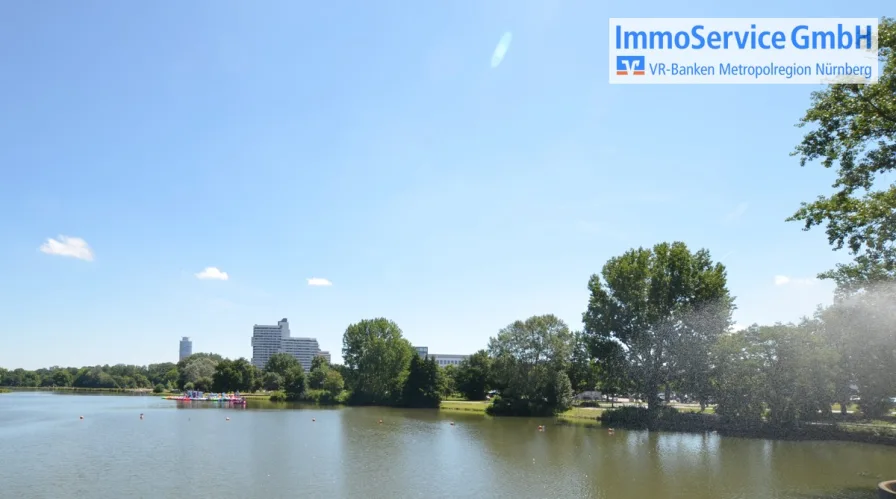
(558, 407), (604, 420)
(439, 400), (490, 413)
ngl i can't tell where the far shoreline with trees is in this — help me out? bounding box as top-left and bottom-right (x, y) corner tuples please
(3, 17), (896, 448)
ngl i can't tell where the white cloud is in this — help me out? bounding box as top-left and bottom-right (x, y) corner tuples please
(39, 235), (94, 261)
(774, 275), (817, 286)
(725, 202), (749, 221)
(307, 278), (332, 287)
(195, 267), (229, 280)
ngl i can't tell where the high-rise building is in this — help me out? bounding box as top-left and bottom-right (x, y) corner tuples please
(317, 351), (331, 364)
(414, 346), (429, 358)
(179, 337), (193, 361)
(282, 337), (320, 372)
(250, 318), (327, 372)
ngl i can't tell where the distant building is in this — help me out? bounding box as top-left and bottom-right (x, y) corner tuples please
(414, 346), (429, 358)
(179, 337), (192, 361)
(282, 337), (321, 372)
(317, 351), (331, 364)
(431, 354), (468, 367)
(250, 318), (328, 372)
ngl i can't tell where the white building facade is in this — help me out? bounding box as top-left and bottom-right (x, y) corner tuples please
(431, 354), (468, 367)
(179, 337), (193, 361)
(251, 318), (327, 372)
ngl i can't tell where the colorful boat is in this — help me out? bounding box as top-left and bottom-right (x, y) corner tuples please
(163, 390), (246, 404)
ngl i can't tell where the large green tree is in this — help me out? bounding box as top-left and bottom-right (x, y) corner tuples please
(401, 355), (442, 408)
(788, 18), (896, 292)
(583, 242), (733, 415)
(341, 318), (414, 405)
(455, 350), (492, 401)
(264, 353), (303, 377)
(487, 315), (575, 416)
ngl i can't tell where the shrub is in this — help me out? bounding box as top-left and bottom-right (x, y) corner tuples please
(269, 391), (287, 402)
(152, 384), (165, 394)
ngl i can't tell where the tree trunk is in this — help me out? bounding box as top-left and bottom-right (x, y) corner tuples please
(840, 397), (848, 415)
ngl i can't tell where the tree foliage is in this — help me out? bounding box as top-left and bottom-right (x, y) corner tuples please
(583, 242), (733, 414)
(455, 350), (492, 401)
(264, 353), (303, 377)
(788, 17), (896, 291)
(401, 355), (442, 408)
(341, 318), (414, 405)
(487, 315), (574, 416)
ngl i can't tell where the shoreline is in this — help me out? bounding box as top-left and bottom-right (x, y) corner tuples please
(8, 388), (896, 447)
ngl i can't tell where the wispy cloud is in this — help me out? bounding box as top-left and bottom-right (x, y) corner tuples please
(195, 267), (229, 281)
(39, 235), (94, 261)
(774, 275), (817, 286)
(725, 202), (749, 222)
(307, 278), (332, 287)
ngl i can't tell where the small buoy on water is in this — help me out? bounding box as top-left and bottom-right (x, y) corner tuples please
(225, 417), (230, 421)
(79, 416), (84, 420)
(450, 421), (455, 426)
(139, 413), (144, 420)
(537, 425), (544, 431)
(378, 419), (383, 424)
(608, 428), (615, 435)
(312, 418), (316, 422)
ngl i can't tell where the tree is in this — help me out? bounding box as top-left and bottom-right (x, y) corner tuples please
(455, 350), (492, 401)
(177, 354), (221, 390)
(821, 285), (896, 418)
(264, 353), (303, 377)
(711, 329), (765, 427)
(194, 376), (213, 392)
(212, 359), (243, 393)
(51, 369), (72, 387)
(787, 17), (896, 292)
(283, 365), (307, 401)
(401, 355), (442, 408)
(341, 318), (414, 405)
(308, 356), (330, 390)
(754, 322), (837, 428)
(310, 355), (328, 372)
(487, 315), (575, 416)
(583, 242), (733, 416)
(262, 372), (283, 391)
(567, 332), (598, 394)
(323, 369), (345, 397)
(440, 364), (458, 397)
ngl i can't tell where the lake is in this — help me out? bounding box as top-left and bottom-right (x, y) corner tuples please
(1, 392), (894, 498)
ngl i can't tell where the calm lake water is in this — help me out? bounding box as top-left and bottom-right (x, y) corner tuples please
(1, 392), (894, 499)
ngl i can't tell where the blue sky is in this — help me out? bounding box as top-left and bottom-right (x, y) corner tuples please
(0, 1), (888, 369)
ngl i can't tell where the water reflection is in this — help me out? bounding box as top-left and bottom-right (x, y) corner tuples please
(0, 393), (893, 499)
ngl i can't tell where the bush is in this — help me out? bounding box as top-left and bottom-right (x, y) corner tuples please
(152, 384), (165, 394)
(486, 395), (555, 417)
(600, 406), (683, 428)
(269, 391), (288, 402)
(303, 389), (346, 405)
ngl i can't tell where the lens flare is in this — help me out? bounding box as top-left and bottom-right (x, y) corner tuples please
(491, 31), (513, 68)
